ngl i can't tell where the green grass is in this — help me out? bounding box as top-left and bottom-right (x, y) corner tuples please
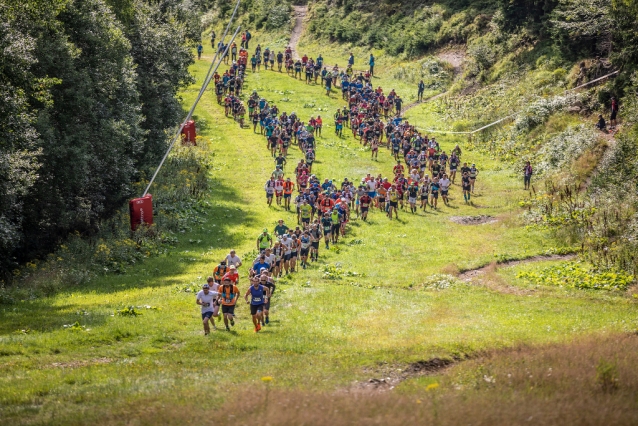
(1, 36), (637, 425)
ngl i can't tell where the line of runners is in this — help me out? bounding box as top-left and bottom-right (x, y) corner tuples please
(197, 40), (482, 335)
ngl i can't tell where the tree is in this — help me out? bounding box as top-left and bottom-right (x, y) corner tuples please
(19, 0), (145, 260)
(551, 0), (613, 56)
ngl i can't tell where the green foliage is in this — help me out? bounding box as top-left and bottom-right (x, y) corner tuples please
(115, 306), (143, 316)
(517, 261), (635, 291)
(62, 321), (89, 331)
(307, 1), (492, 58)
(321, 263), (365, 280)
(550, 0), (612, 57)
(392, 58), (453, 87)
(0, 0), (197, 277)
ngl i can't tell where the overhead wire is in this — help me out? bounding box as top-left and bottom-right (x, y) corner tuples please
(142, 0), (242, 197)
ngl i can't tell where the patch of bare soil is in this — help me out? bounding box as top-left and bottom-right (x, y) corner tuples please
(289, 5), (307, 61)
(458, 254), (577, 282)
(449, 215), (497, 225)
(437, 49), (466, 75)
(354, 357), (461, 392)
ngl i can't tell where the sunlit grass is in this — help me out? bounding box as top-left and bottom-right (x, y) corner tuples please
(1, 35), (636, 425)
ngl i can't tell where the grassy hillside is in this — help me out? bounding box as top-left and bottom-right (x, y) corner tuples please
(2, 22), (638, 422)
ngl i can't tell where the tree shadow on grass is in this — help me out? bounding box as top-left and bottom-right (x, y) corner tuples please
(0, 302), (110, 336)
(2, 180), (258, 311)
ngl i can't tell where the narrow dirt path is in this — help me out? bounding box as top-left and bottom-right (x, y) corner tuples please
(289, 5), (307, 61)
(401, 49), (465, 115)
(581, 127), (620, 191)
(401, 91), (446, 115)
(458, 254), (576, 282)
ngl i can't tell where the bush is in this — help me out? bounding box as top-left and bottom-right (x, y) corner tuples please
(517, 261), (635, 291)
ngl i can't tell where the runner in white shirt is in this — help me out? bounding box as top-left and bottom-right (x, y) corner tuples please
(274, 178), (284, 206)
(366, 179), (377, 204)
(225, 249), (242, 268)
(279, 234), (293, 274)
(439, 174), (451, 206)
(265, 178), (276, 206)
(196, 282), (220, 335)
(410, 168), (420, 182)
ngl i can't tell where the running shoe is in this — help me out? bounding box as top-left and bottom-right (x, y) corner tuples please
(230, 319), (235, 326)
(257, 324), (262, 332)
(226, 326), (230, 331)
(265, 317), (270, 324)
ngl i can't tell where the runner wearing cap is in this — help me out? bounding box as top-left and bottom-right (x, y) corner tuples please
(219, 277), (239, 331)
(257, 229), (273, 251)
(196, 282), (220, 335)
(225, 265), (239, 284)
(245, 276), (270, 333)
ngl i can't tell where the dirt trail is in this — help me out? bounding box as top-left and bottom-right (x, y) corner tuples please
(582, 127), (619, 191)
(289, 5), (307, 61)
(458, 254), (576, 282)
(401, 92), (447, 115)
(401, 49), (466, 114)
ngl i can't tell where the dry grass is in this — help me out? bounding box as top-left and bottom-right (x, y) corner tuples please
(77, 334), (638, 426)
(571, 138), (609, 184)
(440, 263), (461, 276)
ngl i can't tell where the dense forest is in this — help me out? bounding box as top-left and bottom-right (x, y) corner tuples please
(2, 0), (638, 278)
(0, 0), (197, 276)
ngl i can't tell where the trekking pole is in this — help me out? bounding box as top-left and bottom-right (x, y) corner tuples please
(142, 25), (242, 197)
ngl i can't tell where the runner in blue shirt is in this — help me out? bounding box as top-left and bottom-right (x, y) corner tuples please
(244, 276), (270, 332)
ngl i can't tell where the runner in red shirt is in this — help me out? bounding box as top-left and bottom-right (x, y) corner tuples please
(224, 265), (239, 284)
(283, 178), (294, 211)
(359, 193), (371, 221)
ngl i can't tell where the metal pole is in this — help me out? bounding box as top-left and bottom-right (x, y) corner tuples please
(142, 26), (242, 197)
(142, 1), (242, 197)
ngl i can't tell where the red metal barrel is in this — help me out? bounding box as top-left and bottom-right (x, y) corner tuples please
(129, 194), (154, 231)
(181, 120), (196, 145)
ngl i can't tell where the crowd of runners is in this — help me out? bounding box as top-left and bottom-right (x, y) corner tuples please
(196, 34), (484, 335)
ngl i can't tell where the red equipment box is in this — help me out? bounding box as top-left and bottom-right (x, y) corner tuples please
(181, 120), (196, 145)
(129, 194), (153, 231)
